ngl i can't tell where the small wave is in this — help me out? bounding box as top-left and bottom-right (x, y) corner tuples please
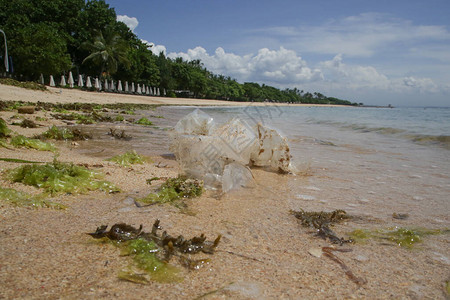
(407, 134), (450, 149)
(342, 124), (406, 135)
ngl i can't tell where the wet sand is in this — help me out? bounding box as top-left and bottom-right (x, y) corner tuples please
(0, 85), (449, 299)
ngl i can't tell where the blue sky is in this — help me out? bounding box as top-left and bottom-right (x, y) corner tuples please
(106, 0), (450, 106)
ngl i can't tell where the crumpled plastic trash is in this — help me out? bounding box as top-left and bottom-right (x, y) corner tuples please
(169, 109), (296, 191)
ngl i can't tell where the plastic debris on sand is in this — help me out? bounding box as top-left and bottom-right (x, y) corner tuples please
(169, 109), (296, 192)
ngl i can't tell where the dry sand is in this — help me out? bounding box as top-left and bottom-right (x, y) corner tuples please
(0, 84), (345, 107)
(0, 84), (449, 299)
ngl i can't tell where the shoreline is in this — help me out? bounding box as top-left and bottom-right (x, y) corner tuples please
(0, 84), (349, 107)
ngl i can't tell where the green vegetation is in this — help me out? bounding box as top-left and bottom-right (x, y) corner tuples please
(114, 115), (125, 122)
(118, 238), (182, 283)
(5, 160), (119, 195)
(0, 158), (42, 163)
(291, 209), (352, 245)
(107, 150), (146, 166)
(0, 186), (65, 209)
(135, 117), (153, 126)
(0, 0), (358, 105)
(0, 140), (12, 149)
(0, 118), (11, 138)
(19, 119), (38, 128)
(138, 176), (203, 206)
(0, 78), (47, 91)
(10, 135), (57, 152)
(39, 125), (92, 141)
(88, 220), (221, 283)
(348, 227), (447, 249)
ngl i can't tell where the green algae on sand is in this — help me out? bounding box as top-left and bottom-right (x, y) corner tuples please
(106, 150), (146, 167)
(138, 176), (203, 206)
(10, 135), (57, 152)
(0, 118), (12, 138)
(135, 117), (153, 126)
(38, 125), (92, 141)
(5, 160), (119, 195)
(0, 186), (66, 209)
(348, 226), (447, 249)
(88, 220), (221, 284)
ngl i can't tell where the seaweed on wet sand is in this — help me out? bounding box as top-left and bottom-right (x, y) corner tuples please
(108, 128), (131, 140)
(137, 176), (203, 207)
(19, 119), (39, 128)
(0, 118), (12, 138)
(0, 186), (66, 209)
(135, 117), (153, 126)
(106, 150), (146, 166)
(5, 160), (119, 195)
(88, 220), (221, 283)
(291, 209), (353, 245)
(348, 226), (447, 249)
(10, 135), (57, 152)
(38, 125), (92, 141)
(322, 247), (367, 285)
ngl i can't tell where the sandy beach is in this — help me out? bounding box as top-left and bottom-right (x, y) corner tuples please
(0, 84), (449, 299)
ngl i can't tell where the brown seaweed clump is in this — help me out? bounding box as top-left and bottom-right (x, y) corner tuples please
(87, 220), (221, 283)
(291, 209), (353, 245)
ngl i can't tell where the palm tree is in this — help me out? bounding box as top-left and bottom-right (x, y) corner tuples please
(82, 27), (130, 77)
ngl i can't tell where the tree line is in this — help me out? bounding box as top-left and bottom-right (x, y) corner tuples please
(0, 0), (358, 105)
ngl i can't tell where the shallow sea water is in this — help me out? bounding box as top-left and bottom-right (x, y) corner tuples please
(75, 104), (450, 225)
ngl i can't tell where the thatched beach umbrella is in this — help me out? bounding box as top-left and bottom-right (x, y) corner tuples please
(86, 76), (92, 88)
(78, 74), (84, 87)
(68, 71), (74, 88)
(118, 80), (123, 92)
(49, 75), (55, 87)
(60, 75), (66, 86)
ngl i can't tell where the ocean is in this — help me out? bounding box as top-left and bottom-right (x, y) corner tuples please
(81, 104), (449, 224)
(149, 105), (450, 224)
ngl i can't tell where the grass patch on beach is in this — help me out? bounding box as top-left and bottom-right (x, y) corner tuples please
(10, 135), (57, 152)
(138, 176), (203, 207)
(5, 160), (119, 195)
(348, 226), (448, 249)
(0, 78), (47, 91)
(106, 150), (146, 167)
(0, 186), (66, 209)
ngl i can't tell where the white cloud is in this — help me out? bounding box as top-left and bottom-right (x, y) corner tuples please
(150, 44), (167, 56)
(168, 46), (322, 84)
(163, 44), (446, 105)
(117, 15), (139, 32)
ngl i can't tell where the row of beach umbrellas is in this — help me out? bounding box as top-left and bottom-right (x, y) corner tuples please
(40, 72), (164, 96)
